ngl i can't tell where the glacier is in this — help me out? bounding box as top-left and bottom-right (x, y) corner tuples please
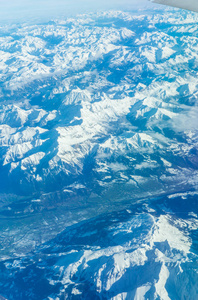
(0, 6), (198, 300)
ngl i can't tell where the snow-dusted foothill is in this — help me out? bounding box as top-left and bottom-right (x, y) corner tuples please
(0, 192), (198, 299)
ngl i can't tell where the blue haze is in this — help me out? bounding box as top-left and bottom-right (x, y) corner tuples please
(0, 0), (150, 23)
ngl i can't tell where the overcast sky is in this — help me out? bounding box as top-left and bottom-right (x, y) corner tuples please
(0, 0), (155, 24)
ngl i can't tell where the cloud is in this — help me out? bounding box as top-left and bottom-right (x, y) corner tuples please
(172, 106), (198, 133)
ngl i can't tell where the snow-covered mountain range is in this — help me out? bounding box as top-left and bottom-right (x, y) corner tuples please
(0, 8), (198, 300)
(1, 10), (198, 198)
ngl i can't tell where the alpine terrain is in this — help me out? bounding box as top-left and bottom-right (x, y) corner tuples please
(0, 6), (198, 300)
